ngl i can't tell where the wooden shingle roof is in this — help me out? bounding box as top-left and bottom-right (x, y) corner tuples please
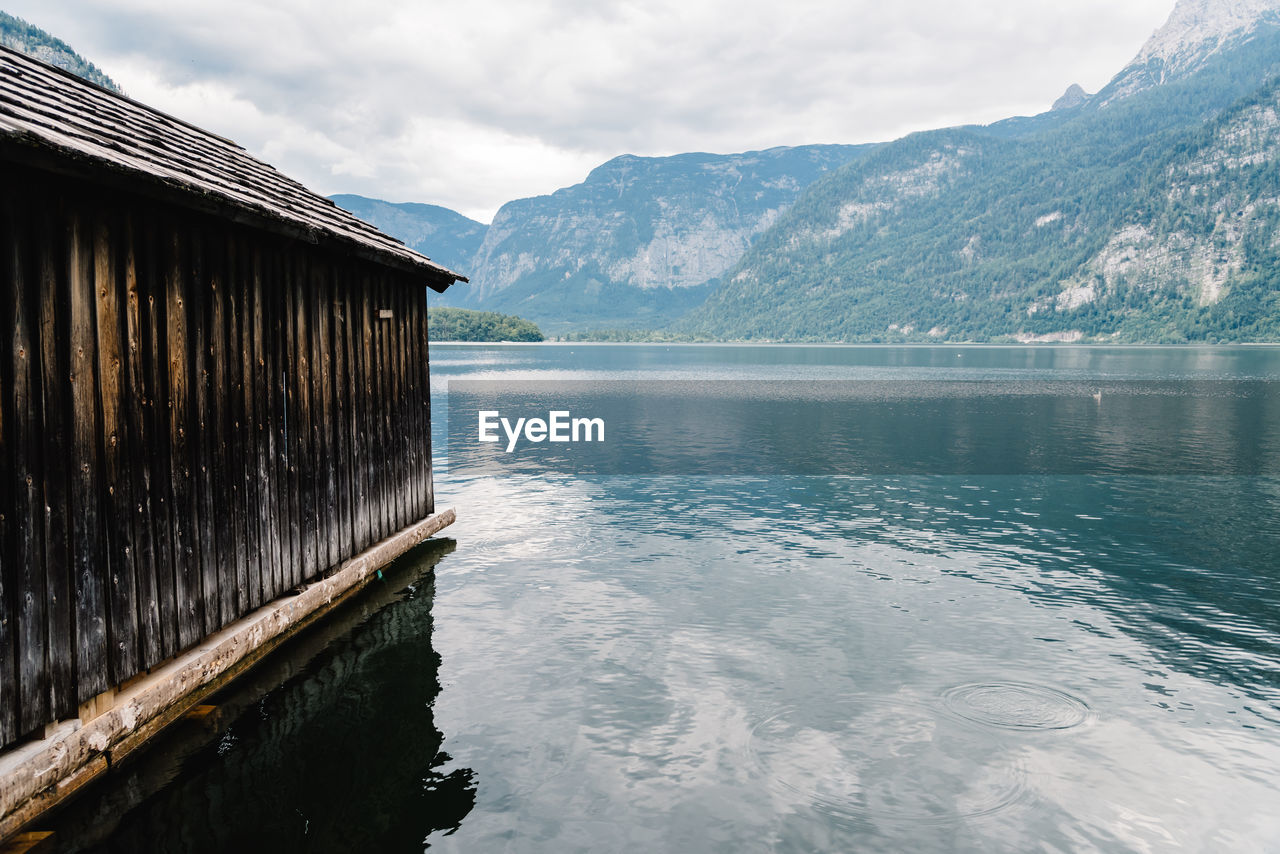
(0, 44), (464, 290)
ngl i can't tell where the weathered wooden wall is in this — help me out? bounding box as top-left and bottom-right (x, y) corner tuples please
(0, 166), (435, 750)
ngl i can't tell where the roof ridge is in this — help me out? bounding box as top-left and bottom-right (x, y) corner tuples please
(0, 42), (464, 286)
(0, 42), (244, 148)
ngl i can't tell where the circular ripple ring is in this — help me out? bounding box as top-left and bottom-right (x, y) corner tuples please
(941, 682), (1091, 731)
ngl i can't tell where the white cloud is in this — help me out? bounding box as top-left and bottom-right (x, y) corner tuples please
(8, 0), (1173, 221)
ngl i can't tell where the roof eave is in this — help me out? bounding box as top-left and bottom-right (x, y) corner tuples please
(0, 128), (468, 289)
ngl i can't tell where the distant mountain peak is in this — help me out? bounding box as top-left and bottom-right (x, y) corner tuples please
(0, 10), (122, 94)
(1051, 84), (1090, 111)
(1137, 0), (1280, 66)
(1100, 0), (1280, 103)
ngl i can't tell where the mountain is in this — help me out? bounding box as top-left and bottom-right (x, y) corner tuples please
(449, 145), (869, 332)
(0, 11), (121, 93)
(677, 0), (1280, 342)
(1097, 0), (1280, 106)
(1052, 84), (1090, 111)
(327, 194), (485, 280)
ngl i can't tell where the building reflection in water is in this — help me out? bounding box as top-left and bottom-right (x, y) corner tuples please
(51, 538), (475, 853)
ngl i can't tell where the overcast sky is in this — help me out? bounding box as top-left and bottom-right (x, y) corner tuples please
(10, 0), (1175, 222)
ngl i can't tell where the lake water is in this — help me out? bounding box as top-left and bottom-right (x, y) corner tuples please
(52, 345), (1280, 852)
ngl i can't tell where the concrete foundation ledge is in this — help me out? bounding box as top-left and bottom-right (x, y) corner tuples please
(0, 507), (455, 840)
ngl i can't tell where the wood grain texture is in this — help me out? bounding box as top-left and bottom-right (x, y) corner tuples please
(121, 215), (163, 670)
(140, 211), (178, 664)
(4, 190), (49, 734)
(165, 225), (200, 651)
(68, 209), (108, 702)
(40, 202), (76, 719)
(92, 207), (141, 683)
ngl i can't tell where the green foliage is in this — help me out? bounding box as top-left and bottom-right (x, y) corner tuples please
(428, 307), (544, 342)
(560, 328), (701, 342)
(0, 11), (122, 93)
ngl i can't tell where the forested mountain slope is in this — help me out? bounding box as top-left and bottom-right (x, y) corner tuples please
(0, 11), (121, 93)
(678, 10), (1280, 342)
(453, 145), (870, 331)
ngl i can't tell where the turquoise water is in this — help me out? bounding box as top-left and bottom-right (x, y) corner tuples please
(54, 345), (1280, 852)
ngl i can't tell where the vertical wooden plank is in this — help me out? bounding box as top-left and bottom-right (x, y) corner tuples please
(311, 259), (335, 573)
(250, 240), (274, 608)
(343, 273), (366, 554)
(322, 265), (340, 564)
(391, 277), (408, 529)
(405, 283), (421, 519)
(353, 276), (368, 553)
(391, 273), (407, 530)
(398, 280), (416, 520)
(309, 255), (325, 578)
(403, 281), (421, 521)
(413, 284), (428, 519)
(227, 233), (252, 618)
(166, 225), (200, 650)
(353, 279), (368, 547)
(411, 284), (431, 519)
(300, 253), (319, 582)
(189, 227), (216, 638)
(309, 262), (322, 574)
(0, 306), (13, 743)
(225, 241), (244, 618)
(289, 253), (306, 583)
(345, 276), (366, 554)
(281, 249), (303, 590)
(293, 253), (317, 583)
(142, 213), (177, 661)
(239, 233), (263, 612)
(39, 202), (76, 717)
(121, 214), (163, 669)
(394, 277), (408, 529)
(93, 206), (141, 684)
(5, 188), (52, 734)
(270, 241), (293, 601)
(376, 273), (391, 537)
(385, 277), (401, 531)
(409, 283), (422, 519)
(205, 225), (231, 631)
(330, 263), (352, 562)
(378, 274), (393, 538)
(371, 275), (384, 540)
(68, 208), (108, 702)
(1, 188), (30, 741)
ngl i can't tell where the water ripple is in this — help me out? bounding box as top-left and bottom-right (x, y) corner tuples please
(941, 682), (1091, 731)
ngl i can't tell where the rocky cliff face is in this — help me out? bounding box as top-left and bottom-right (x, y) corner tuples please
(452, 145), (867, 330)
(1053, 81), (1280, 314)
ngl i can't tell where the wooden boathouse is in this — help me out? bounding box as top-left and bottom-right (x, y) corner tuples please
(0, 44), (461, 832)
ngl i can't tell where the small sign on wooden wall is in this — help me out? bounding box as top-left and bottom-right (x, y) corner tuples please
(378, 308), (394, 320)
